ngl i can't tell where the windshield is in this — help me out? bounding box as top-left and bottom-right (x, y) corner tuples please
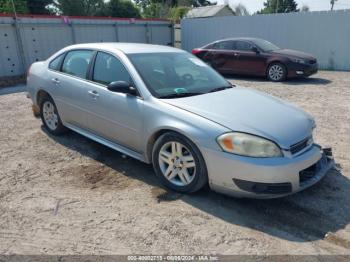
(253, 39), (280, 52)
(128, 52), (231, 98)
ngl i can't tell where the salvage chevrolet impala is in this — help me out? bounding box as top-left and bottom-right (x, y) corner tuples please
(27, 43), (334, 198)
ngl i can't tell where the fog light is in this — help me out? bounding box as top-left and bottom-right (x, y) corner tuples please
(296, 71), (304, 75)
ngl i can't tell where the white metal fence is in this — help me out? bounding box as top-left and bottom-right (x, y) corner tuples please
(0, 15), (173, 78)
(181, 10), (350, 71)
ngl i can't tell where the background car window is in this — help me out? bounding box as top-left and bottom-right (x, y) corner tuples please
(213, 41), (234, 50)
(93, 52), (131, 85)
(61, 50), (93, 79)
(234, 41), (253, 51)
(49, 53), (64, 71)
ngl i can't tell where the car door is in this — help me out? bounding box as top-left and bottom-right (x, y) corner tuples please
(205, 40), (236, 73)
(232, 41), (267, 75)
(83, 51), (144, 152)
(47, 49), (94, 129)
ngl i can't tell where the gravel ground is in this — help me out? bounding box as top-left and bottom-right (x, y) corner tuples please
(0, 71), (349, 255)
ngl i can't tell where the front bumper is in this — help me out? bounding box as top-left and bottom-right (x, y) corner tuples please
(288, 63), (318, 78)
(202, 144), (334, 199)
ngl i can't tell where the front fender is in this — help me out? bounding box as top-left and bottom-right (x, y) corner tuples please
(142, 98), (228, 163)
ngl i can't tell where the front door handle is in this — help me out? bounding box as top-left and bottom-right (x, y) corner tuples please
(51, 78), (60, 84)
(88, 90), (99, 98)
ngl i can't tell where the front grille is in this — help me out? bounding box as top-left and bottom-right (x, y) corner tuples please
(299, 163), (317, 184)
(299, 153), (330, 187)
(290, 137), (311, 155)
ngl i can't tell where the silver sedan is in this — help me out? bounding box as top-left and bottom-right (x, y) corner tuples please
(26, 43), (334, 198)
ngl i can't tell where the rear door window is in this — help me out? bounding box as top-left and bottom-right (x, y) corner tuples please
(213, 41), (234, 50)
(49, 53), (65, 71)
(234, 41), (253, 52)
(61, 50), (94, 79)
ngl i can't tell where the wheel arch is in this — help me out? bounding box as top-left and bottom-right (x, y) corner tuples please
(36, 89), (53, 107)
(145, 127), (203, 164)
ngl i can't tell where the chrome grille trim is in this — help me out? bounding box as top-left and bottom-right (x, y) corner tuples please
(290, 136), (312, 155)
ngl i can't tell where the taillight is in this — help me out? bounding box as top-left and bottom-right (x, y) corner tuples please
(192, 48), (202, 55)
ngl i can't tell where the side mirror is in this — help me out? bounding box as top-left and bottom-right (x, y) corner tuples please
(107, 81), (137, 96)
(252, 46), (260, 53)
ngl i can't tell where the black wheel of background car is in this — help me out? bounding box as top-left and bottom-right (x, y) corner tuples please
(152, 132), (208, 193)
(40, 95), (66, 135)
(267, 62), (287, 82)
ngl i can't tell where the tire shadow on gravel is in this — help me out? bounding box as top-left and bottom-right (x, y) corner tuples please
(43, 127), (350, 246)
(182, 166), (350, 246)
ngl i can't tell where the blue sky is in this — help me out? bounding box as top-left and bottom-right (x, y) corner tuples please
(218, 0), (350, 13)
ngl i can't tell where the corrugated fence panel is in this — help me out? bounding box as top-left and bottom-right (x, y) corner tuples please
(0, 24), (23, 76)
(0, 15), (173, 78)
(150, 24), (172, 45)
(20, 24), (73, 67)
(117, 24), (147, 43)
(73, 25), (117, 43)
(181, 10), (350, 70)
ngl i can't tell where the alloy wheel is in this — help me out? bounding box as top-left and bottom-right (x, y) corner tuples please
(268, 64), (284, 81)
(158, 141), (196, 186)
(42, 101), (58, 131)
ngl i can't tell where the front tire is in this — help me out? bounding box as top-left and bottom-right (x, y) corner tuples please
(267, 63), (287, 82)
(40, 95), (66, 135)
(152, 132), (208, 193)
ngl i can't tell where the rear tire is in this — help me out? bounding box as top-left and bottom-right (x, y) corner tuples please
(267, 63), (287, 82)
(40, 95), (66, 135)
(152, 132), (208, 193)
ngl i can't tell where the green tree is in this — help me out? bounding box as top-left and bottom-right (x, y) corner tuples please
(233, 3), (250, 16)
(97, 0), (141, 18)
(0, 0), (28, 14)
(300, 5), (309, 12)
(51, 0), (104, 16)
(27, 0), (52, 14)
(258, 0), (299, 14)
(168, 5), (190, 21)
(135, 0), (215, 18)
(331, 0), (338, 10)
(192, 0), (214, 7)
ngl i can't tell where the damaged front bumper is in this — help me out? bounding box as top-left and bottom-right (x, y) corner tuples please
(204, 145), (335, 199)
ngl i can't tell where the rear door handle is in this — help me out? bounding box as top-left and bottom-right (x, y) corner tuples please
(51, 78), (60, 84)
(233, 53), (240, 57)
(88, 90), (99, 98)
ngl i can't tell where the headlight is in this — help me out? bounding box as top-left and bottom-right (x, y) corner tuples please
(217, 132), (283, 158)
(292, 58), (307, 64)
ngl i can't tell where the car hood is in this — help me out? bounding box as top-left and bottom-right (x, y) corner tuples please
(272, 49), (315, 60)
(161, 88), (314, 149)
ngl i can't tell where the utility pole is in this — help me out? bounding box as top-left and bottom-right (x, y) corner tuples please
(10, 0), (17, 18)
(276, 0), (280, 13)
(10, 0), (27, 74)
(331, 0), (338, 11)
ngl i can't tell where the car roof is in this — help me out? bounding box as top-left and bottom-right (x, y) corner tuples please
(64, 43), (185, 54)
(212, 37), (263, 43)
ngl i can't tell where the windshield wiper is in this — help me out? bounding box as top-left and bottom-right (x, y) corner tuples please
(208, 85), (233, 93)
(158, 92), (203, 99)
